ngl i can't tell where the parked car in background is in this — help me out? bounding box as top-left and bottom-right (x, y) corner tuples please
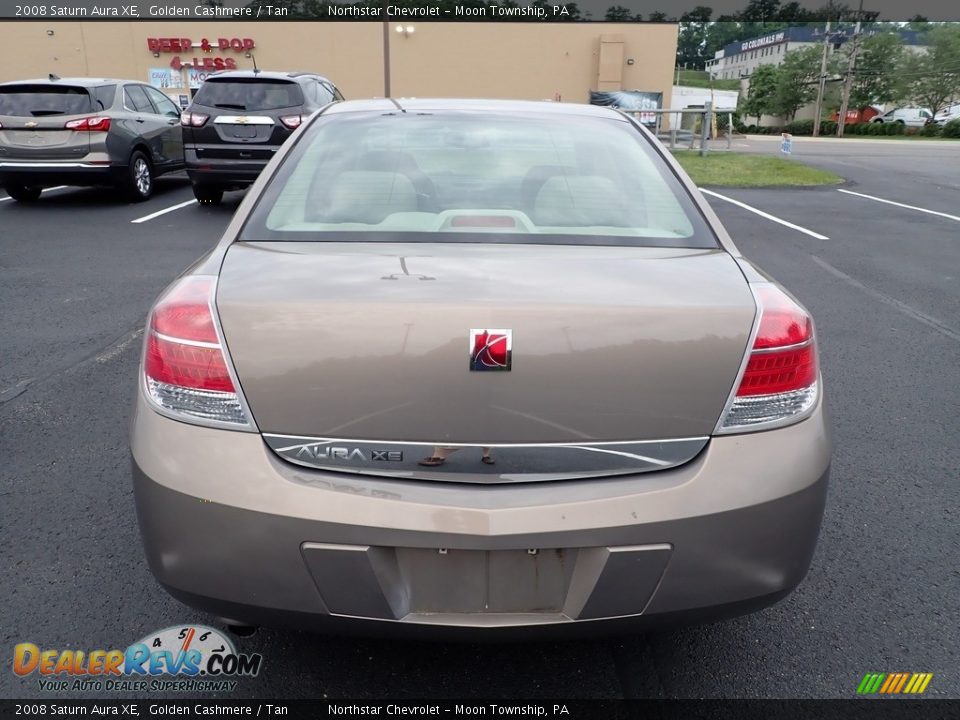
(0, 77), (184, 202)
(132, 98), (831, 637)
(871, 107), (933, 127)
(180, 70), (343, 204)
(934, 104), (960, 125)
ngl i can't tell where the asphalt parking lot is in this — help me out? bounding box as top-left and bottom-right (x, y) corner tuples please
(1, 138), (958, 699)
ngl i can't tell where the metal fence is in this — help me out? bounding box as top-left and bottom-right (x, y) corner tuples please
(621, 102), (736, 154)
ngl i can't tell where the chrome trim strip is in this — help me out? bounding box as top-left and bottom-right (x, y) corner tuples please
(213, 116), (275, 125)
(562, 445), (671, 467)
(153, 331), (221, 349)
(750, 338), (814, 354)
(0, 162), (106, 168)
(262, 434), (709, 484)
(265, 434), (709, 449)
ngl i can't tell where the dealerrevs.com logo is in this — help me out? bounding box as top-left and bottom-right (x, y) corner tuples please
(13, 625), (262, 693)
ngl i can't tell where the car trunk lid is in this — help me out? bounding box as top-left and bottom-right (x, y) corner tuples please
(217, 241), (755, 479)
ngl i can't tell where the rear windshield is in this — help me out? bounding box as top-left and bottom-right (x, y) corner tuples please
(240, 111), (717, 248)
(193, 79), (304, 111)
(0, 85), (93, 117)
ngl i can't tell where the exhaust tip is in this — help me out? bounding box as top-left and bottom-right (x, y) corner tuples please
(217, 618), (259, 637)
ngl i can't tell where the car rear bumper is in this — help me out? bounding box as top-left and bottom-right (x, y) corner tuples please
(130, 390), (831, 637)
(0, 159), (121, 187)
(185, 147), (272, 186)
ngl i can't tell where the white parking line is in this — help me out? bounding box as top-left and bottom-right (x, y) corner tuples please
(0, 185), (68, 202)
(699, 188), (830, 240)
(811, 255), (960, 343)
(130, 199), (197, 224)
(837, 189), (960, 224)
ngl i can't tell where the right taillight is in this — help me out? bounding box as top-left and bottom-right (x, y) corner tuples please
(142, 275), (253, 429)
(718, 284), (819, 432)
(65, 116), (111, 132)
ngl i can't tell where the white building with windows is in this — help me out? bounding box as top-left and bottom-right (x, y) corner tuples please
(706, 26), (928, 82)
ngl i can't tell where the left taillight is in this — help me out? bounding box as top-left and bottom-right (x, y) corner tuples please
(142, 275), (253, 429)
(180, 112), (209, 127)
(717, 283), (819, 433)
(279, 114), (302, 130)
(65, 116), (111, 132)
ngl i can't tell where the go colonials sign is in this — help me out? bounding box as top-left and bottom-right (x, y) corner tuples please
(739, 31), (786, 53)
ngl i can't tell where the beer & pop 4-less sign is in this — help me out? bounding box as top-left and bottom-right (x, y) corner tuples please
(147, 37), (256, 71)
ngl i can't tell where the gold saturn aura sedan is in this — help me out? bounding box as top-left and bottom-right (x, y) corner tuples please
(131, 99), (830, 637)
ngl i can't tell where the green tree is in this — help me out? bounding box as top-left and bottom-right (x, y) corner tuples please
(772, 45), (822, 120)
(740, 0), (781, 23)
(647, 11), (671, 22)
(604, 5), (632, 21)
(741, 63), (780, 124)
(704, 21), (746, 59)
(777, 2), (815, 23)
(905, 16), (932, 32)
(846, 31), (906, 109)
(901, 25), (960, 117)
(677, 6), (713, 68)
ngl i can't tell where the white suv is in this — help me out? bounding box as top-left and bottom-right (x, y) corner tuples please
(872, 107), (933, 127)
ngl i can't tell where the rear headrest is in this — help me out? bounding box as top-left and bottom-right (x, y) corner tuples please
(356, 150), (422, 174)
(323, 171), (418, 224)
(532, 175), (630, 227)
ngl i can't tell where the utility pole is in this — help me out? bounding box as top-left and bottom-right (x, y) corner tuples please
(836, 0), (864, 137)
(382, 0), (391, 97)
(812, 20), (832, 137)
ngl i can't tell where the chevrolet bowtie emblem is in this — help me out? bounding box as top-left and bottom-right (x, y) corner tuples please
(235, 117), (249, 124)
(25, 121), (38, 128)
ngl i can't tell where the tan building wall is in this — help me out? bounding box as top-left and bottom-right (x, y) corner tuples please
(0, 21), (676, 108)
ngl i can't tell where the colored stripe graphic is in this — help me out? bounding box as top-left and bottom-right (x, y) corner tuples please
(879, 674), (898, 693)
(893, 673), (910, 694)
(906, 673), (934, 694)
(857, 673), (886, 694)
(857, 673), (933, 694)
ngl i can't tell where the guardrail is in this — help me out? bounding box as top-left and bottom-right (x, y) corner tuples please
(621, 102), (736, 155)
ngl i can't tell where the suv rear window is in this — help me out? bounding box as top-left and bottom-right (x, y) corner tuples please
(0, 85), (93, 117)
(193, 79), (304, 111)
(241, 112), (717, 249)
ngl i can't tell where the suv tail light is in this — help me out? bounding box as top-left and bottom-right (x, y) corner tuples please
(180, 111), (209, 128)
(143, 276), (253, 429)
(279, 114), (302, 130)
(65, 116), (111, 132)
(717, 284), (819, 432)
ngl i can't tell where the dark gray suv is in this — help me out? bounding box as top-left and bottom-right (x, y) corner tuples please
(0, 77), (185, 202)
(181, 70), (343, 204)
